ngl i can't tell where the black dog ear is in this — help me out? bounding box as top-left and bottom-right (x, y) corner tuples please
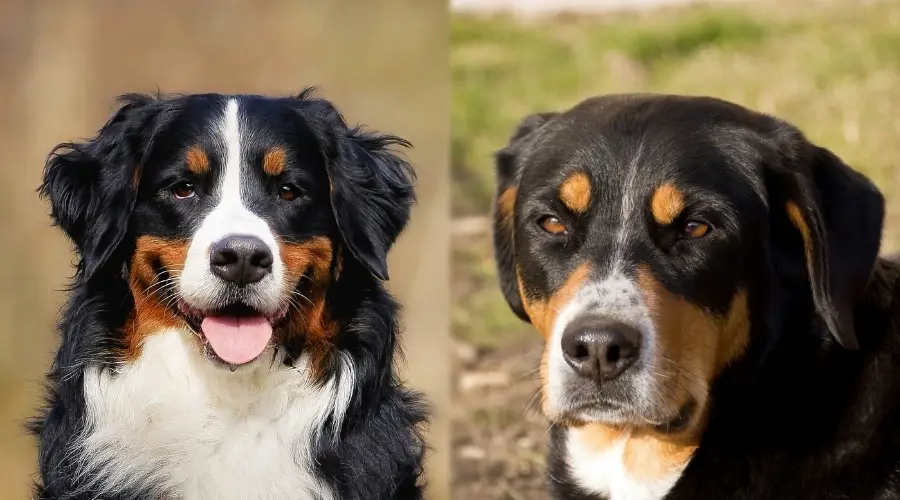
(493, 112), (558, 322)
(39, 93), (163, 281)
(294, 89), (416, 281)
(327, 128), (416, 281)
(767, 125), (884, 350)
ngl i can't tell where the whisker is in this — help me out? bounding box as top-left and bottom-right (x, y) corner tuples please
(288, 289), (314, 306)
(523, 388), (543, 416)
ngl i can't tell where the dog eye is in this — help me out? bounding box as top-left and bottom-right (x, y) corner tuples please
(538, 216), (568, 235)
(171, 181), (196, 199)
(683, 220), (709, 238)
(279, 184), (302, 202)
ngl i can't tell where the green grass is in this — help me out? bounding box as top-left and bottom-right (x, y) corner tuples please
(452, 232), (535, 348)
(452, 0), (900, 347)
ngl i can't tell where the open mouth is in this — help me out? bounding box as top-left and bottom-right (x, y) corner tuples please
(178, 301), (288, 369)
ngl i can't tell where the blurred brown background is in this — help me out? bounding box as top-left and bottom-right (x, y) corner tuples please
(0, 1), (450, 499)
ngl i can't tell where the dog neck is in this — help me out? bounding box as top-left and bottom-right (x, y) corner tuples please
(564, 423), (699, 500)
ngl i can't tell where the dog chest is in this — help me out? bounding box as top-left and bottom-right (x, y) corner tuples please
(79, 329), (346, 500)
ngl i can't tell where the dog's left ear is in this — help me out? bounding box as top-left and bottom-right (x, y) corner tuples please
(493, 112), (559, 322)
(327, 129), (416, 281)
(768, 126), (885, 350)
(294, 91), (415, 281)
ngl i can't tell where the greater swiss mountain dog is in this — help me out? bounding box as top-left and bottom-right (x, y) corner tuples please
(492, 93), (900, 499)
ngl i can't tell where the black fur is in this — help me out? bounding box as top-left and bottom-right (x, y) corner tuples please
(495, 93), (900, 499)
(31, 90), (427, 500)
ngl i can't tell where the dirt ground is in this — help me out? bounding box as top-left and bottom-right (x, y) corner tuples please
(452, 335), (552, 500)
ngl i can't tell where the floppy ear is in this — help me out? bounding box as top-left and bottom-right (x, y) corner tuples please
(327, 128), (416, 281)
(493, 112), (558, 322)
(291, 89), (414, 281)
(767, 128), (884, 350)
(39, 94), (162, 281)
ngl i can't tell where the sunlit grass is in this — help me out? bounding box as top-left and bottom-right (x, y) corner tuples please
(452, 0), (900, 346)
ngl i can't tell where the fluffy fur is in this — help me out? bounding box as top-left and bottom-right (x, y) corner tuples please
(31, 89), (427, 500)
(493, 93), (900, 499)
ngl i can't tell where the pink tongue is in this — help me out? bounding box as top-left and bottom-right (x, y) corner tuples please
(201, 315), (273, 365)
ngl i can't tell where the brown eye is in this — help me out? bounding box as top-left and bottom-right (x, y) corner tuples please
(539, 216), (568, 235)
(684, 220), (709, 238)
(279, 184), (301, 201)
(171, 181), (196, 199)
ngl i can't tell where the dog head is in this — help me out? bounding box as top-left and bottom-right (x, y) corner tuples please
(41, 89), (414, 372)
(493, 94), (883, 434)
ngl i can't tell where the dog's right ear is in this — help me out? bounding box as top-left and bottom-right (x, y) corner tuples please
(493, 112), (557, 322)
(39, 94), (163, 281)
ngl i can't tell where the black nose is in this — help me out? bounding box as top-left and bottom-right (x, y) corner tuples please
(561, 316), (641, 383)
(209, 235), (273, 287)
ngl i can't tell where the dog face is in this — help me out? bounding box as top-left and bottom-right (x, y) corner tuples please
(41, 90), (414, 372)
(494, 94), (883, 434)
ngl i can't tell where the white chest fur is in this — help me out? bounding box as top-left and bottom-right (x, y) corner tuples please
(78, 328), (355, 500)
(566, 429), (687, 500)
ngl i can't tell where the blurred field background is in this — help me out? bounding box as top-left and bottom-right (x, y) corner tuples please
(0, 2), (450, 499)
(450, 0), (900, 498)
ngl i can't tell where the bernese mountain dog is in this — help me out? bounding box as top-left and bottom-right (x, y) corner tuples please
(30, 89), (427, 500)
(492, 93), (900, 499)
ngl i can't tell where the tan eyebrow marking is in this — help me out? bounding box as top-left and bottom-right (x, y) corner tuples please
(185, 146), (210, 174)
(263, 147), (287, 176)
(559, 172), (592, 214)
(650, 183), (685, 225)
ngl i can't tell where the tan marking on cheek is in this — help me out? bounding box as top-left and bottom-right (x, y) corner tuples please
(637, 265), (717, 389)
(785, 201), (814, 267)
(287, 296), (334, 381)
(517, 267), (545, 334)
(279, 236), (333, 285)
(524, 264), (590, 414)
(559, 172), (592, 214)
(517, 263), (590, 337)
(125, 236), (190, 360)
(635, 266), (750, 433)
(279, 236), (336, 380)
(185, 146), (210, 175)
(650, 183), (685, 225)
(263, 147), (287, 176)
(718, 290), (750, 369)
